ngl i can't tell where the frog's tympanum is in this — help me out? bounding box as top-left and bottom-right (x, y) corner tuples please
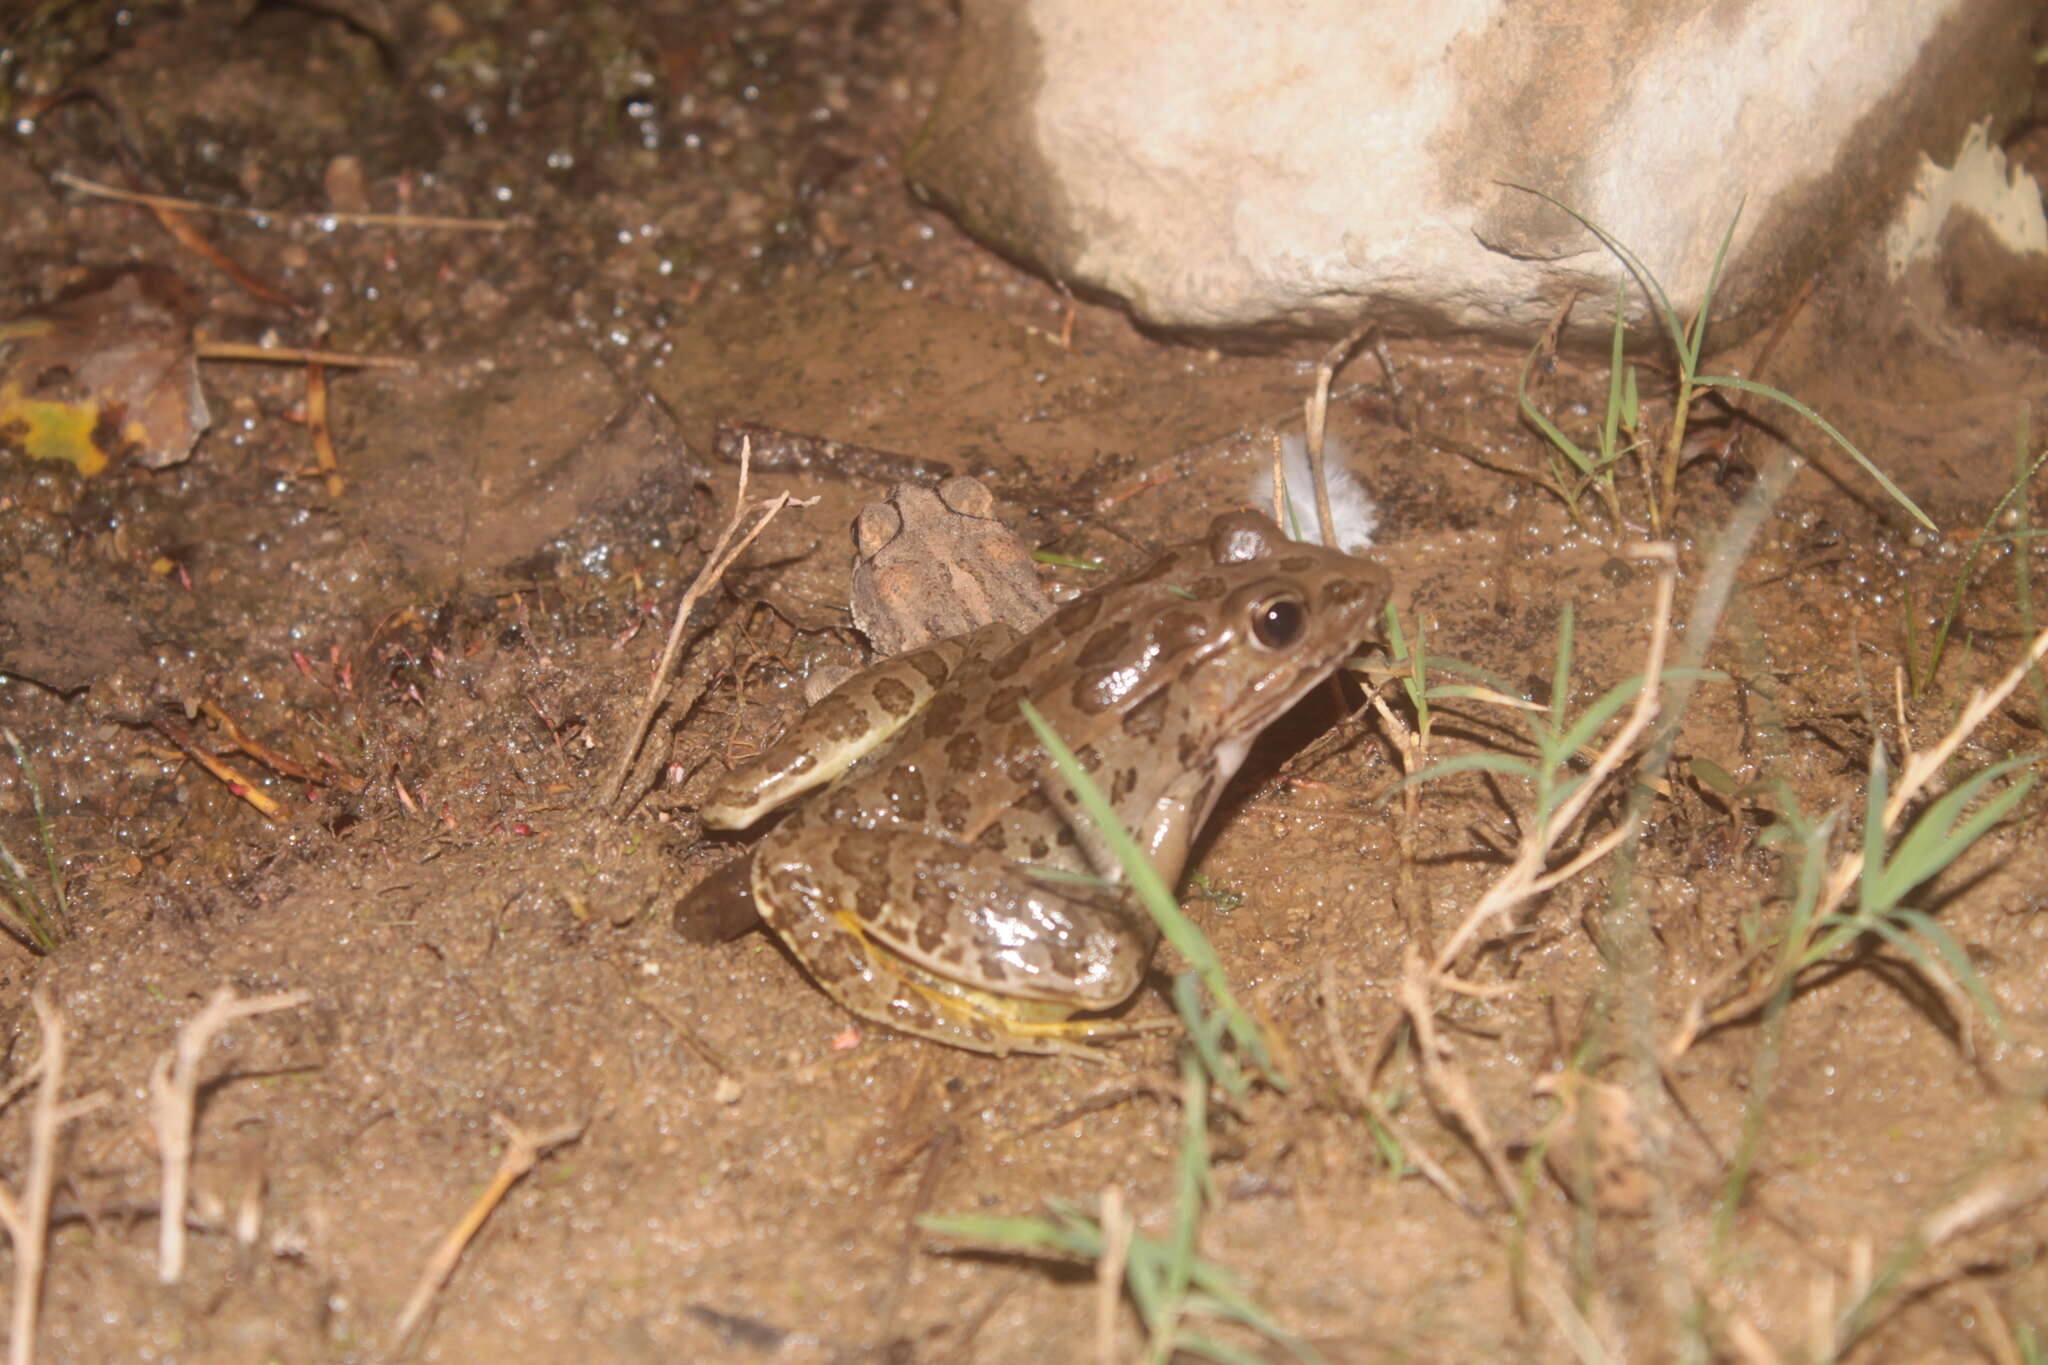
(687, 510), (1390, 1055)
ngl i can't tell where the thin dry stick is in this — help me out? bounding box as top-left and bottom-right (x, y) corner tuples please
(152, 985), (310, 1284)
(600, 438), (804, 807)
(195, 341), (414, 369)
(1095, 1184), (1131, 1365)
(1431, 543), (1679, 974)
(54, 171), (521, 231)
(1302, 322), (1375, 549)
(1319, 962), (1475, 1215)
(152, 716), (283, 820)
(1366, 687), (1429, 935)
(1269, 432), (1288, 530)
(305, 362), (344, 498)
(389, 1112), (587, 1350)
(1397, 952), (1520, 1208)
(2, 992), (110, 1365)
(1665, 624), (2048, 1060)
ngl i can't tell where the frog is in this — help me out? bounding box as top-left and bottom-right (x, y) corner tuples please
(685, 509), (1391, 1055)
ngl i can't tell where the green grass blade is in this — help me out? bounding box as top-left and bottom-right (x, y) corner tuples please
(1696, 375), (1936, 531)
(1502, 183), (1688, 363)
(1019, 699), (1281, 1085)
(1890, 908), (2007, 1037)
(1858, 744), (1892, 918)
(1552, 668), (1726, 767)
(1683, 199), (1745, 370)
(1601, 281), (1627, 462)
(1548, 604), (1577, 754)
(1518, 336), (1597, 479)
(2014, 406), (2048, 727)
(918, 1211), (1097, 1256)
(1391, 752), (1541, 794)
(1914, 440), (2048, 695)
(1407, 653), (1525, 698)
(1170, 1333), (1269, 1365)
(1864, 758), (2036, 912)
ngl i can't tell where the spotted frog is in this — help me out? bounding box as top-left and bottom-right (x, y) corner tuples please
(690, 510), (1390, 1054)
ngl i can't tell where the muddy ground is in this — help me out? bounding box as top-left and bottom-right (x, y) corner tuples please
(3, 3), (2047, 1362)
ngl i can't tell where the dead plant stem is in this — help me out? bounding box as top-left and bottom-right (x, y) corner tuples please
(389, 1113), (587, 1350)
(601, 438), (806, 807)
(1431, 543), (1677, 973)
(2, 993), (110, 1365)
(152, 985), (310, 1284)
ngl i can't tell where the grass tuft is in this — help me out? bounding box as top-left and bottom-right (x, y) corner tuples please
(1509, 186), (1933, 538)
(0, 728), (69, 954)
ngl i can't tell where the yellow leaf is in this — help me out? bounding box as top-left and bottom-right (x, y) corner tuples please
(0, 380), (113, 476)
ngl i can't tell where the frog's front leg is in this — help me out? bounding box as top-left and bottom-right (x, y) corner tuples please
(699, 622), (1019, 829)
(754, 821), (1160, 1055)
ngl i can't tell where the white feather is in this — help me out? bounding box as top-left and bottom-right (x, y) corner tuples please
(1251, 433), (1379, 551)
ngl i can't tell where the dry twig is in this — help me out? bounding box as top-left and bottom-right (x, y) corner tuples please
(1, 993), (110, 1365)
(1319, 962), (1475, 1215)
(151, 715), (283, 820)
(151, 985), (311, 1284)
(1095, 1184), (1131, 1365)
(389, 1112), (588, 1350)
(1431, 542), (1679, 974)
(195, 341), (413, 369)
(601, 437), (808, 807)
(54, 171), (521, 232)
(304, 362), (344, 498)
(1302, 320), (1376, 550)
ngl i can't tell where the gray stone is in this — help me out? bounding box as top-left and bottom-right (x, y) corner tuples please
(907, 0), (2036, 344)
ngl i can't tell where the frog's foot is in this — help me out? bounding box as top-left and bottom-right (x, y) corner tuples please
(833, 911), (1152, 1060)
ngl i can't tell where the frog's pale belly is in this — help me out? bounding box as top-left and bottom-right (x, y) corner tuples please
(690, 510), (1390, 1054)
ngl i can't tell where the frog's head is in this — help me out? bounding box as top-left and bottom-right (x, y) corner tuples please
(1171, 510), (1390, 760)
(1054, 508), (1389, 780)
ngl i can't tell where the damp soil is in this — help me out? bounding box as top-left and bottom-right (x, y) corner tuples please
(3, 4), (2047, 1362)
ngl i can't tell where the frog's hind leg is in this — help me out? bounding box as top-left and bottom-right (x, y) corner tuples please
(698, 626), (1016, 829)
(752, 823), (1158, 1056)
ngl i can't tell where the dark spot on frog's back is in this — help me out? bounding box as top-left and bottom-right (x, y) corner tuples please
(831, 836), (884, 882)
(871, 676), (917, 718)
(912, 900), (949, 954)
(993, 639), (1035, 677)
(1054, 592), (1105, 635)
(1122, 689), (1169, 740)
(815, 695), (869, 743)
(1276, 555), (1316, 573)
(882, 765), (927, 822)
(981, 684), (1027, 725)
(934, 786), (971, 834)
(1322, 575), (1379, 608)
(1150, 609), (1208, 652)
(921, 688), (968, 735)
(945, 729), (982, 769)
(1186, 575), (1226, 601)
(909, 650), (952, 686)
(1074, 669), (1133, 715)
(1076, 619), (1134, 669)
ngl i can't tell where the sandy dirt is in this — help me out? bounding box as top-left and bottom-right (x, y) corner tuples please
(2, 3), (2046, 1362)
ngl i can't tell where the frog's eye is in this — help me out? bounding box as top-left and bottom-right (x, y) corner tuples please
(1250, 594), (1307, 649)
